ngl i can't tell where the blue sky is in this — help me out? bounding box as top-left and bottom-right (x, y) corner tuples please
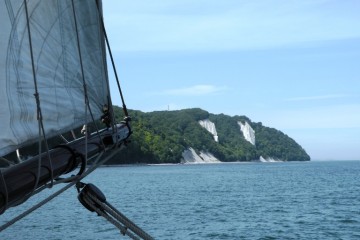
(103, 0), (360, 161)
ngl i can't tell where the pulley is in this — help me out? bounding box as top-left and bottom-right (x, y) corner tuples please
(78, 183), (106, 212)
(77, 182), (154, 240)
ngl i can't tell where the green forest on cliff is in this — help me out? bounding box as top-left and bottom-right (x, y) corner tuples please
(110, 107), (310, 164)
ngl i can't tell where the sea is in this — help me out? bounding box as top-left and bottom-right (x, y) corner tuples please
(1, 160), (360, 240)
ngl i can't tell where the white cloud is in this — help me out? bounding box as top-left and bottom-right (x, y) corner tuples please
(161, 84), (227, 96)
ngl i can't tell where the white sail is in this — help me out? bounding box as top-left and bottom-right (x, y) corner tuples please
(0, 0), (108, 156)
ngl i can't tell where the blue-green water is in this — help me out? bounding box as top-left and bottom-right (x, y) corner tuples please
(1, 161), (360, 239)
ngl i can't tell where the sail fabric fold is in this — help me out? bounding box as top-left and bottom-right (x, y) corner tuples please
(0, 0), (108, 156)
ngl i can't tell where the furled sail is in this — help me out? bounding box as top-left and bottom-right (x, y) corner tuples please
(0, 0), (109, 156)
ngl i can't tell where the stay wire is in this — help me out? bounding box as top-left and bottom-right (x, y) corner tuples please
(71, 0), (106, 151)
(81, 190), (154, 240)
(0, 143), (124, 232)
(0, 176), (78, 232)
(95, 0), (129, 117)
(81, 196), (139, 239)
(1, 0), (130, 233)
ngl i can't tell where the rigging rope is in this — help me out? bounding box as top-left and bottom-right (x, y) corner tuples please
(95, 0), (129, 117)
(78, 183), (154, 240)
(71, 0), (107, 153)
(0, 142), (124, 232)
(0, 175), (79, 232)
(93, 0), (132, 146)
(53, 145), (87, 177)
(70, 0), (88, 164)
(23, 0), (54, 201)
(1, 1), (134, 236)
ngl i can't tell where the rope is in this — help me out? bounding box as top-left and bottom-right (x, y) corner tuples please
(102, 201), (153, 240)
(23, 0), (54, 202)
(71, 0), (89, 165)
(1, 0), (133, 235)
(0, 176), (80, 232)
(79, 184), (154, 240)
(53, 145), (87, 176)
(71, 0), (107, 151)
(81, 196), (140, 240)
(93, 0), (133, 144)
(0, 143), (124, 232)
(0, 158), (14, 167)
(94, 0), (129, 117)
(59, 134), (69, 144)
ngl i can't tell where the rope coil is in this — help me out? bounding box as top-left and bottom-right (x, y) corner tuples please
(53, 145), (87, 177)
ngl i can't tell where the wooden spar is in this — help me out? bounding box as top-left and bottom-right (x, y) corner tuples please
(0, 123), (130, 214)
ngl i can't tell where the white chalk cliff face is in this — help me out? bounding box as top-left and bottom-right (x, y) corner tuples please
(259, 156), (282, 162)
(181, 147), (220, 163)
(198, 119), (218, 142)
(238, 121), (255, 145)
(196, 119), (283, 162)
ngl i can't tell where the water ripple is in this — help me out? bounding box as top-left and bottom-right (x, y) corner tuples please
(1, 161), (360, 239)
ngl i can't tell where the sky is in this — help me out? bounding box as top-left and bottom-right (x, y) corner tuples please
(102, 0), (360, 161)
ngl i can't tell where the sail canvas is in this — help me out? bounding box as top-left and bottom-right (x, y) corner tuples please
(0, 0), (109, 156)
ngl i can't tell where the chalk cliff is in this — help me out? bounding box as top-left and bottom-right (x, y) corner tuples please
(238, 121), (255, 145)
(198, 119), (218, 142)
(181, 147), (220, 163)
(109, 107), (311, 164)
(259, 156), (282, 162)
